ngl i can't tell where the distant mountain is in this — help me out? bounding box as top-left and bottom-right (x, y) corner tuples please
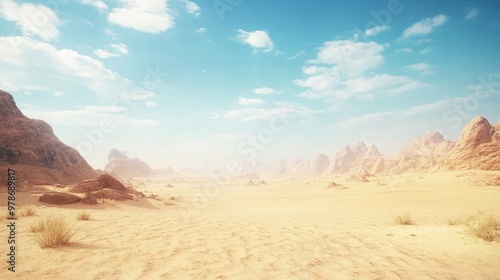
(325, 142), (382, 175)
(104, 149), (154, 179)
(0, 90), (96, 185)
(325, 116), (500, 175)
(380, 131), (453, 174)
(435, 116), (500, 171)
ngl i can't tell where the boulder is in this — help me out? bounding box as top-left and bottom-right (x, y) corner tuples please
(92, 189), (133, 201)
(81, 192), (98, 205)
(39, 192), (81, 205)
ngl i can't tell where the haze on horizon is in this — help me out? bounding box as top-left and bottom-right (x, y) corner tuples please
(0, 0), (499, 170)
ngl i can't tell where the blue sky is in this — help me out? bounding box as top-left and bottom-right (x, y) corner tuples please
(1, 0), (499, 170)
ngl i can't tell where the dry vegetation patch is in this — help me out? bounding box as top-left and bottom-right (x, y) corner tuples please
(464, 211), (500, 242)
(76, 210), (91, 221)
(394, 213), (416, 225)
(18, 204), (37, 217)
(29, 216), (77, 248)
(98, 198), (117, 206)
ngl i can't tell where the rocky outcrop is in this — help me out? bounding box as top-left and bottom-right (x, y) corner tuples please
(382, 131), (452, 174)
(69, 174), (128, 193)
(436, 116), (500, 170)
(310, 154), (330, 176)
(39, 192), (82, 205)
(81, 192), (98, 205)
(68, 174), (142, 201)
(0, 90), (96, 185)
(92, 189), (133, 201)
(104, 149), (154, 179)
(325, 142), (382, 175)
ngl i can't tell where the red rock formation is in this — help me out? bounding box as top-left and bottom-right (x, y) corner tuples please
(0, 90), (96, 185)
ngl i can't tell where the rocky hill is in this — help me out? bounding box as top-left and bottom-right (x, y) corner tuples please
(435, 116), (500, 171)
(324, 142), (382, 175)
(104, 148), (154, 179)
(0, 90), (96, 185)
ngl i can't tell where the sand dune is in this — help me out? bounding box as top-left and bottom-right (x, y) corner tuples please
(1, 171), (499, 279)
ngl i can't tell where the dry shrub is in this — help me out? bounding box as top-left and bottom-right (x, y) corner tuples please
(98, 198), (117, 206)
(76, 210), (91, 221)
(18, 204), (37, 217)
(30, 216), (77, 248)
(465, 211), (500, 242)
(394, 212), (415, 225)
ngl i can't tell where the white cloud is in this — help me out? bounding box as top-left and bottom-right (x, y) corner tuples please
(104, 28), (120, 40)
(397, 48), (413, 53)
(54, 91), (64, 96)
(365, 25), (390, 36)
(416, 38), (433, 44)
(287, 51), (305, 60)
(334, 98), (454, 128)
(419, 47), (431, 54)
(309, 39), (385, 78)
(253, 87), (281, 95)
(22, 104), (160, 127)
(0, 36), (130, 96)
(294, 38), (425, 102)
(145, 101), (157, 107)
(111, 43), (128, 54)
(212, 102), (314, 122)
(237, 29), (275, 53)
(0, 0), (61, 42)
(121, 91), (155, 100)
(108, 0), (175, 33)
(335, 112), (397, 128)
(94, 49), (119, 58)
(407, 63), (430, 71)
(401, 14), (449, 39)
(182, 0), (201, 17)
(94, 43), (128, 58)
(406, 63), (435, 75)
(238, 97), (265, 106)
(464, 8), (479, 20)
(79, 0), (108, 12)
(197, 27), (207, 33)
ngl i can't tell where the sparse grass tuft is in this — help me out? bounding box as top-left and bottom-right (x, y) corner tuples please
(394, 213), (415, 225)
(98, 198), (117, 206)
(464, 211), (500, 242)
(76, 210), (91, 221)
(30, 218), (46, 233)
(30, 216), (77, 248)
(18, 204), (37, 217)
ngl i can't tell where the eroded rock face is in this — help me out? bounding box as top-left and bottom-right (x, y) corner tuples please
(104, 149), (154, 179)
(325, 142), (383, 175)
(454, 116), (493, 150)
(69, 174), (128, 193)
(0, 90), (96, 185)
(92, 189), (133, 201)
(39, 192), (82, 205)
(436, 116), (500, 171)
(310, 154), (330, 176)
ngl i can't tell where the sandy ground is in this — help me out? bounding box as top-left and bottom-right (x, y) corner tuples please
(1, 171), (500, 279)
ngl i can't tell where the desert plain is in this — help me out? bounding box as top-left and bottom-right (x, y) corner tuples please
(2, 171), (499, 280)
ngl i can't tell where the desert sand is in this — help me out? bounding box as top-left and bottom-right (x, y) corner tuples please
(1, 171), (499, 280)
